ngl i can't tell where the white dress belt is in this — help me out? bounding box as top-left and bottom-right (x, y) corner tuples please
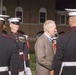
(0, 66), (8, 72)
(59, 62), (76, 75)
(19, 52), (23, 55)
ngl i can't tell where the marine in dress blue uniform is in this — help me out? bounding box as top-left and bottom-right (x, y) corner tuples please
(18, 30), (32, 75)
(8, 17), (29, 75)
(51, 9), (76, 75)
(0, 15), (19, 75)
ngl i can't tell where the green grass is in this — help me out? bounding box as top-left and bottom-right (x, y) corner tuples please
(30, 50), (36, 75)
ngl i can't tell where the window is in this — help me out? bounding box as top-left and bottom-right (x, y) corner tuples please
(60, 14), (66, 25)
(15, 7), (23, 23)
(39, 8), (47, 23)
(16, 11), (22, 22)
(2, 6), (6, 15)
(2, 11), (5, 15)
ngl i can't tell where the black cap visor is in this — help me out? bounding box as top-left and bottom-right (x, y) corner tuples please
(11, 22), (20, 25)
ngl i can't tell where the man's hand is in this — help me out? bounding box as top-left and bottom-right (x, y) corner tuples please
(50, 70), (54, 75)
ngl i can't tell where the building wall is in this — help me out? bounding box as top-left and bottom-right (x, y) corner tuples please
(56, 11), (70, 34)
(3, 0), (55, 23)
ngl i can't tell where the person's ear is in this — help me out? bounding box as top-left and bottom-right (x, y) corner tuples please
(10, 23), (13, 28)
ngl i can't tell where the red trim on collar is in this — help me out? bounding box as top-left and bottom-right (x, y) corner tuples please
(70, 26), (76, 30)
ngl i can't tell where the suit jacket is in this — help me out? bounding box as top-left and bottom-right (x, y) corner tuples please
(0, 33), (18, 75)
(34, 33), (54, 75)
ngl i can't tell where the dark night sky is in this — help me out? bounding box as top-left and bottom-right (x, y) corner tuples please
(56, 0), (76, 10)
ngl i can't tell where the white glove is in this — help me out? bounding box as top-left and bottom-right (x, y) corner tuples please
(25, 67), (32, 75)
(19, 71), (24, 75)
(9, 71), (11, 75)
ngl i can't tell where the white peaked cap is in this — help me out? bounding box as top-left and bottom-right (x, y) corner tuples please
(65, 8), (76, 16)
(8, 17), (21, 23)
(0, 14), (9, 17)
(0, 18), (4, 21)
(0, 14), (9, 21)
(65, 9), (76, 12)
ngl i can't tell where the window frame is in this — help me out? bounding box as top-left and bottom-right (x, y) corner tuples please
(60, 14), (66, 25)
(39, 8), (47, 24)
(15, 7), (23, 23)
(2, 6), (6, 15)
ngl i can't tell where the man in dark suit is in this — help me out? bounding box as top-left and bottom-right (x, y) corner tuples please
(0, 15), (19, 75)
(8, 17), (29, 75)
(51, 9), (76, 75)
(34, 20), (57, 75)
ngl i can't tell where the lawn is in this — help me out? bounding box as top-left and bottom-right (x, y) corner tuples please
(30, 50), (36, 75)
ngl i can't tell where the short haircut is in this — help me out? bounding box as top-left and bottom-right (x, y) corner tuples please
(43, 20), (55, 31)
